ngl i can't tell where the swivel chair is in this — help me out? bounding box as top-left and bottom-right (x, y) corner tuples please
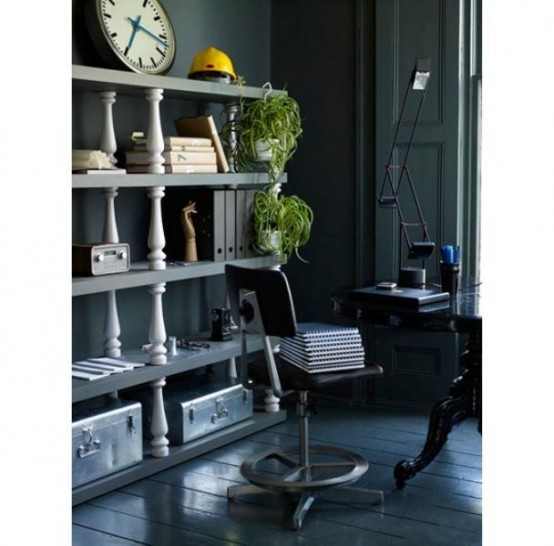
(225, 264), (384, 530)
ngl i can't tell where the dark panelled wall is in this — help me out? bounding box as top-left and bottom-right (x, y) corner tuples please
(271, 0), (375, 322)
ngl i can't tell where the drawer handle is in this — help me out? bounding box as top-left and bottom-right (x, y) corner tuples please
(77, 425), (101, 458)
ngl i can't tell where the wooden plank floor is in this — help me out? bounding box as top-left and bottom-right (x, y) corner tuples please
(73, 399), (482, 545)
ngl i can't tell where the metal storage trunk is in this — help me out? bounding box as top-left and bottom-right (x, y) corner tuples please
(72, 398), (142, 489)
(131, 378), (253, 445)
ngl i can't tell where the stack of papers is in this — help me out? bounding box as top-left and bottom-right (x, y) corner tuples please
(72, 357), (145, 381)
(279, 322), (366, 374)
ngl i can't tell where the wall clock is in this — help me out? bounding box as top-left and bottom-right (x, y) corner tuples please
(85, 0), (176, 75)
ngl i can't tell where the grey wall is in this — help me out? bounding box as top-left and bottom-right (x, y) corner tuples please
(72, 0), (271, 85)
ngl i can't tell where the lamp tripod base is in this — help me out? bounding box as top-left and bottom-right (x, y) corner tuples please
(398, 267), (426, 288)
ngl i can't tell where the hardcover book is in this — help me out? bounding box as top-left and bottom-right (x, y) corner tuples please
(125, 150), (217, 166)
(174, 115), (230, 173)
(133, 136), (212, 147)
(126, 164), (218, 174)
(133, 144), (215, 152)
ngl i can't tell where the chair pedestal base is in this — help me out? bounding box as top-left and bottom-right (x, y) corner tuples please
(228, 444), (383, 530)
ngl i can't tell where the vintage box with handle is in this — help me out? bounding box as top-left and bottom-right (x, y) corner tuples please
(72, 397), (143, 489)
(125, 375), (253, 445)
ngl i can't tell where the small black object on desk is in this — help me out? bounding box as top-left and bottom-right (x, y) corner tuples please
(331, 279), (482, 488)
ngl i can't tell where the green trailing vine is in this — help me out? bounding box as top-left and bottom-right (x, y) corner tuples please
(221, 84), (314, 262)
(235, 91), (302, 183)
(252, 187), (314, 262)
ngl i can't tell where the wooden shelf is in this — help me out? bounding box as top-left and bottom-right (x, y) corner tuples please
(72, 65), (286, 102)
(72, 333), (264, 403)
(72, 171), (284, 189)
(72, 256), (281, 297)
(72, 409), (287, 505)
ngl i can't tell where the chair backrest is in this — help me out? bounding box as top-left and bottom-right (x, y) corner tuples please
(225, 265), (297, 338)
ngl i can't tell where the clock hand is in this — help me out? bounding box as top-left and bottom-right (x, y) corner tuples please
(133, 22), (169, 48)
(125, 15), (142, 53)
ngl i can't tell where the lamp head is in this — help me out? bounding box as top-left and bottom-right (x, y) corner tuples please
(412, 57), (431, 90)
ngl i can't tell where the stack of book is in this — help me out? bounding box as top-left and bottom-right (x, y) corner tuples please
(279, 322), (366, 374)
(174, 115), (230, 173)
(125, 136), (218, 173)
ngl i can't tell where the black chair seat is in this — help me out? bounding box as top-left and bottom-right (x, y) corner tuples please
(246, 354), (383, 392)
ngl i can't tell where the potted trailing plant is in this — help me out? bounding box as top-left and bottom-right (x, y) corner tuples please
(251, 186), (314, 261)
(223, 83), (314, 261)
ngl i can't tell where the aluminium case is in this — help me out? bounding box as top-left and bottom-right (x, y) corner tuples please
(72, 398), (143, 489)
(131, 378), (253, 445)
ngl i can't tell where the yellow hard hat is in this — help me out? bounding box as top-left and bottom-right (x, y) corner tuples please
(188, 47), (237, 81)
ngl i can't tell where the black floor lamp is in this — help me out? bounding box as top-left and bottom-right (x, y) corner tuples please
(378, 58), (434, 288)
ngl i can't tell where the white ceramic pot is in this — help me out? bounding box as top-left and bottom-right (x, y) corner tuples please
(258, 229), (281, 254)
(253, 139), (278, 162)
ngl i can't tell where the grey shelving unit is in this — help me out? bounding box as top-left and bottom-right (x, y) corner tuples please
(72, 65), (287, 505)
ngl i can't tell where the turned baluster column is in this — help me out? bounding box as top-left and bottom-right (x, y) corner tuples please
(102, 187), (119, 243)
(147, 186), (166, 269)
(144, 88), (164, 174)
(143, 88), (169, 451)
(103, 291), (122, 357)
(101, 181), (122, 356)
(264, 390), (280, 413)
(149, 377), (169, 457)
(99, 91), (118, 167)
(146, 186), (167, 363)
(148, 282), (167, 365)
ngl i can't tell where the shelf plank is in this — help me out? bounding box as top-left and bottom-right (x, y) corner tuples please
(72, 256), (281, 297)
(72, 65), (287, 101)
(71, 172), (285, 189)
(72, 409), (287, 506)
(72, 334), (264, 402)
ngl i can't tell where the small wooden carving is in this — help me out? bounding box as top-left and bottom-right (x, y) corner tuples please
(181, 201), (198, 261)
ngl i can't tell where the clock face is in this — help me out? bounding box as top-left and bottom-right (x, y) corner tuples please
(86, 0), (176, 75)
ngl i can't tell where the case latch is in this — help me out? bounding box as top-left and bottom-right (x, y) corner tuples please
(127, 414), (137, 435)
(211, 397), (229, 423)
(77, 425), (101, 458)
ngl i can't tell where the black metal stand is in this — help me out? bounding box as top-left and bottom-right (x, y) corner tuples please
(377, 58), (435, 285)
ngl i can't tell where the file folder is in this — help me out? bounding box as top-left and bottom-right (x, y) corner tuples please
(235, 190), (246, 259)
(225, 190), (236, 260)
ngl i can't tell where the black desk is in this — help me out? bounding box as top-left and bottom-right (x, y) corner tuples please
(331, 283), (482, 488)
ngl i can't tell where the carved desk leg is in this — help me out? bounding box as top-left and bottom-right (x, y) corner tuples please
(394, 332), (482, 488)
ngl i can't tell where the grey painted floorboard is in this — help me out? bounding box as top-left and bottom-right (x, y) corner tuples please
(73, 400), (482, 545)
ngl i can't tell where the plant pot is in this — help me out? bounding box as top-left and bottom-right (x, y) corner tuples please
(257, 229), (281, 255)
(253, 139), (279, 162)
